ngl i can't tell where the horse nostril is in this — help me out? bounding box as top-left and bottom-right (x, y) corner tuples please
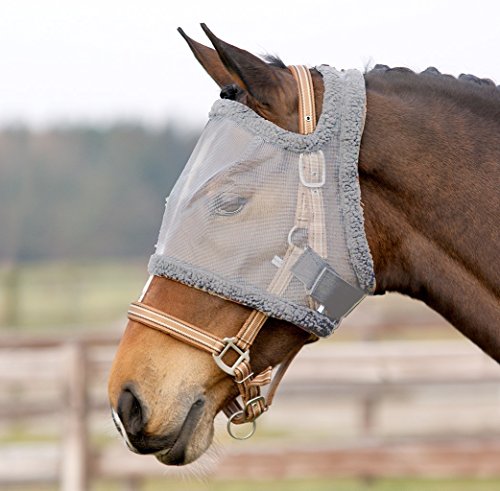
(117, 387), (147, 436)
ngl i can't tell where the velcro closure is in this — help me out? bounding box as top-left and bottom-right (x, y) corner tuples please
(291, 247), (365, 320)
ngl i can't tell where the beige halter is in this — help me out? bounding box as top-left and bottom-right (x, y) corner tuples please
(128, 66), (318, 439)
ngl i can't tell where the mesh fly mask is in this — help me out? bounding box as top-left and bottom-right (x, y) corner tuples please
(128, 65), (375, 438)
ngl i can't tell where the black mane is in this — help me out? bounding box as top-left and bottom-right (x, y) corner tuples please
(369, 63), (499, 91)
(364, 63), (500, 125)
(263, 54), (499, 92)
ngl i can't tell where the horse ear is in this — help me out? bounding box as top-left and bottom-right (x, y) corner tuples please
(200, 23), (292, 106)
(177, 27), (235, 89)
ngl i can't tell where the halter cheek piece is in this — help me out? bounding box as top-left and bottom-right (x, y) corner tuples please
(129, 66), (319, 440)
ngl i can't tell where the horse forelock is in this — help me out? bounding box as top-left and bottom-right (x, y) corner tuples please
(261, 54), (287, 69)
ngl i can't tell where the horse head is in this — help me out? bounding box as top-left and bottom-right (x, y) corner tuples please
(108, 25), (320, 465)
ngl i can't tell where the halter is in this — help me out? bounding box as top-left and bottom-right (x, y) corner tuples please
(129, 66), (319, 439)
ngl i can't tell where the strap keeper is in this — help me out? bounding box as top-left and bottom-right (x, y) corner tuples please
(235, 371), (255, 384)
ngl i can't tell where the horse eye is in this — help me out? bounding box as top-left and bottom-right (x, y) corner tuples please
(214, 194), (247, 216)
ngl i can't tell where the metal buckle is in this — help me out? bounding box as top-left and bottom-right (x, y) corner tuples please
(245, 395), (267, 411)
(212, 337), (250, 376)
(299, 152), (325, 188)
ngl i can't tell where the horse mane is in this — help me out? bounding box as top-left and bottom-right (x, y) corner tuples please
(262, 54), (499, 93)
(365, 63), (500, 123)
(368, 63), (499, 92)
(258, 54), (499, 124)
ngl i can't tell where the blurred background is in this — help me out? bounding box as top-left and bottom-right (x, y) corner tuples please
(1, 1), (499, 490)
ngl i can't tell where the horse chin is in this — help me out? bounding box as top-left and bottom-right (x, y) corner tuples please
(154, 419), (214, 466)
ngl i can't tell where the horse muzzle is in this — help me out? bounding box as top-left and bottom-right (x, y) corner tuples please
(112, 387), (208, 465)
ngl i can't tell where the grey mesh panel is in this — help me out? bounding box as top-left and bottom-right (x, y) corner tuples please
(158, 119), (300, 290)
(149, 66), (375, 337)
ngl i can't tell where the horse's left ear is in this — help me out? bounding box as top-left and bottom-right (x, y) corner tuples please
(200, 24), (294, 107)
(178, 27), (235, 89)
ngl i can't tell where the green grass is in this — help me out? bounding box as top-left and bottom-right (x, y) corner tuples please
(0, 259), (148, 329)
(0, 259), (454, 341)
(0, 425), (57, 444)
(91, 478), (500, 491)
(3, 477), (500, 491)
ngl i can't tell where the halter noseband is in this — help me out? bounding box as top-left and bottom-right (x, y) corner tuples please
(128, 66), (318, 440)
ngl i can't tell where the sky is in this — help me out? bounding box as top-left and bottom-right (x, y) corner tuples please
(1, 0), (499, 128)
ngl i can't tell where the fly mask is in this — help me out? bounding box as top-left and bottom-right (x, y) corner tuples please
(128, 64), (375, 438)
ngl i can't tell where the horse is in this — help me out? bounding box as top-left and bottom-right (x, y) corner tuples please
(108, 24), (500, 466)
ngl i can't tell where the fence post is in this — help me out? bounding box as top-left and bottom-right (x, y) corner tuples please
(61, 341), (89, 491)
(3, 263), (21, 327)
(361, 391), (379, 438)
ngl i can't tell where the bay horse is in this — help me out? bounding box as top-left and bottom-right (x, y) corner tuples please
(108, 25), (500, 466)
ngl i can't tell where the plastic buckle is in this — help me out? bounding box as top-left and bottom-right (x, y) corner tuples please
(213, 337), (250, 376)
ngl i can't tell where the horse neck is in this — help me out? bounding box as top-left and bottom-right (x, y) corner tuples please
(358, 72), (500, 360)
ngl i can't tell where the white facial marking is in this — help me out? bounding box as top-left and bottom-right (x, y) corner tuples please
(112, 408), (139, 453)
(138, 275), (154, 302)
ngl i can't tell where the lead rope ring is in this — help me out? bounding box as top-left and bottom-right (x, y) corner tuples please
(227, 411), (257, 440)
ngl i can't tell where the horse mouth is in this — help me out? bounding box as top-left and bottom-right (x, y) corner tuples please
(154, 398), (207, 465)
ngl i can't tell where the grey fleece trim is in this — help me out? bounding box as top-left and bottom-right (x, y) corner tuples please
(209, 65), (342, 153)
(210, 65), (375, 293)
(148, 254), (338, 338)
(149, 64), (375, 337)
(336, 69), (376, 292)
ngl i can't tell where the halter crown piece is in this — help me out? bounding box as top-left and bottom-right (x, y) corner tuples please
(129, 65), (375, 439)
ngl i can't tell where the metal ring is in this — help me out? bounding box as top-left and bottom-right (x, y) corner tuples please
(287, 226), (308, 248)
(287, 225), (299, 247)
(227, 410), (256, 440)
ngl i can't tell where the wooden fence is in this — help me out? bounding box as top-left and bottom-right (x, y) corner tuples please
(1, 334), (500, 489)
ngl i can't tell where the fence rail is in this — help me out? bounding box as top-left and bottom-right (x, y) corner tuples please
(1, 334), (500, 489)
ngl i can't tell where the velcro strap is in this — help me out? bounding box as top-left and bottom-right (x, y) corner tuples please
(291, 247), (365, 320)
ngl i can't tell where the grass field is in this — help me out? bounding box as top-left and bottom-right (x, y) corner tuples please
(0, 259), (148, 329)
(128, 478), (500, 491)
(0, 259), (454, 341)
(4, 477), (500, 491)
